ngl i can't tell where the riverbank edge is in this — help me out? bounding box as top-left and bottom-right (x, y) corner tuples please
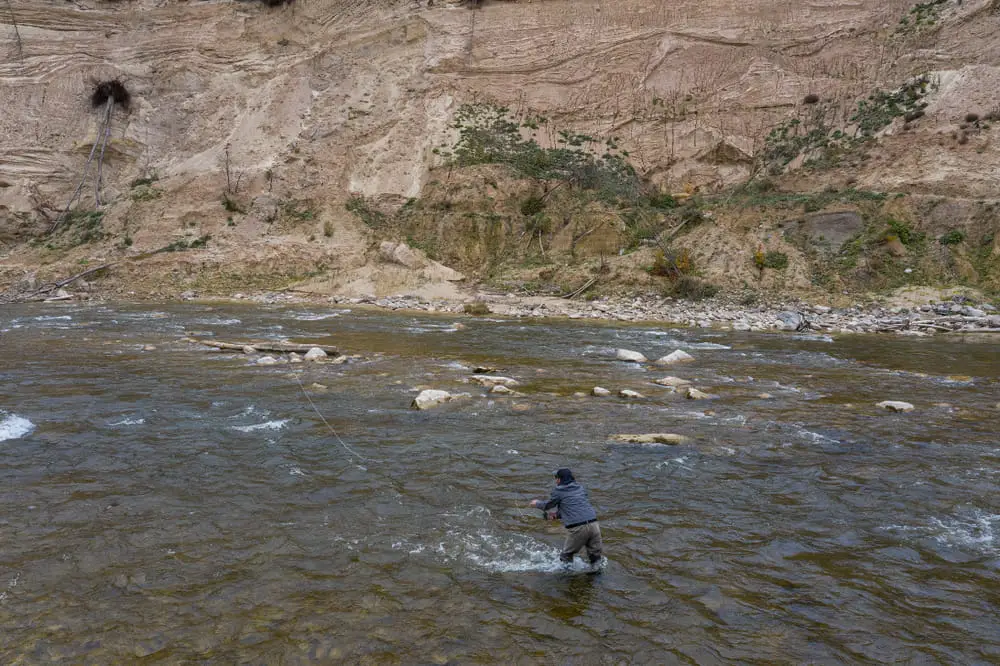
(89, 288), (1000, 338)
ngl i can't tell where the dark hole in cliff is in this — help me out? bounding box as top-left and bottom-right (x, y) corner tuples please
(261, 0), (294, 6)
(803, 93), (820, 105)
(91, 80), (131, 110)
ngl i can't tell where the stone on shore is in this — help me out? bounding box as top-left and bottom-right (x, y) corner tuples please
(619, 389), (644, 399)
(412, 389), (458, 410)
(685, 387), (713, 400)
(655, 350), (695, 365)
(289, 353), (303, 363)
(616, 349), (647, 363)
(610, 433), (691, 445)
(877, 400), (915, 412)
(470, 375), (519, 388)
(256, 355), (278, 366)
(304, 347), (328, 362)
(592, 386), (611, 397)
(654, 376), (691, 387)
(732, 321), (751, 332)
(776, 311), (805, 331)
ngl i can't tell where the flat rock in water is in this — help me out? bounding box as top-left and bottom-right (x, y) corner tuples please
(616, 349), (647, 363)
(619, 389), (644, 399)
(489, 384), (519, 395)
(654, 376), (691, 387)
(610, 433), (691, 445)
(470, 374), (519, 388)
(592, 386), (611, 397)
(412, 389), (454, 410)
(655, 350), (694, 365)
(876, 400), (915, 412)
(685, 387), (714, 400)
(256, 356), (279, 366)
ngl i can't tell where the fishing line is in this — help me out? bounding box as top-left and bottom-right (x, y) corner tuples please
(294, 373), (531, 518)
(293, 372), (381, 465)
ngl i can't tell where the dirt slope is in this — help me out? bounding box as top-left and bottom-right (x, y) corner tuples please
(1, 0), (998, 299)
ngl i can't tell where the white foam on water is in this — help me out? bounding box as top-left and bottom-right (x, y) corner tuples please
(33, 315), (73, 322)
(292, 311), (344, 321)
(789, 333), (834, 343)
(796, 428), (840, 444)
(109, 417), (145, 426)
(883, 508), (999, 554)
(232, 419), (289, 433)
(191, 317), (242, 326)
(0, 413), (35, 442)
(402, 529), (604, 573)
(685, 342), (732, 350)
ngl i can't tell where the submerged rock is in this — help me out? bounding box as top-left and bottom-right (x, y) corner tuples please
(876, 400), (915, 412)
(592, 386), (611, 397)
(685, 387), (714, 400)
(470, 374), (519, 388)
(610, 433), (691, 445)
(654, 376), (691, 387)
(616, 349), (647, 363)
(489, 384), (521, 396)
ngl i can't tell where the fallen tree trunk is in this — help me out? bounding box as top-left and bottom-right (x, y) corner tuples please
(193, 339), (340, 355)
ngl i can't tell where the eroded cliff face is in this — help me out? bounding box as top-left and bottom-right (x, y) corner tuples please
(1, 0), (999, 299)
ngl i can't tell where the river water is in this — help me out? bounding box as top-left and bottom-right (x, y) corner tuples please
(1, 302), (998, 663)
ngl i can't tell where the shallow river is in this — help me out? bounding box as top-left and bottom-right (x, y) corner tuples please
(1, 303), (998, 663)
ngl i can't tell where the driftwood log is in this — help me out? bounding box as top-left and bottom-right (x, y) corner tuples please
(193, 339), (340, 355)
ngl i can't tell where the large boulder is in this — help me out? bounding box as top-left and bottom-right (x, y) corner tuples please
(787, 210), (865, 255)
(655, 350), (694, 365)
(616, 349), (647, 363)
(776, 311), (806, 331)
(610, 433), (691, 445)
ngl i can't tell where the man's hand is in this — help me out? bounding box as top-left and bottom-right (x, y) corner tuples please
(529, 499), (541, 508)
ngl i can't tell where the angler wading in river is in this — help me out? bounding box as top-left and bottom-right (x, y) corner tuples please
(529, 468), (604, 569)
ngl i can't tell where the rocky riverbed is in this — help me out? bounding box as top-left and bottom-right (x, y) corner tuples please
(218, 290), (1000, 337)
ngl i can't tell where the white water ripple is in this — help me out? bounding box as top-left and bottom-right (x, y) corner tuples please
(0, 413), (36, 442)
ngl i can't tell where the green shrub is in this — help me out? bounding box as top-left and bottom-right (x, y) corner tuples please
(762, 251), (788, 270)
(345, 196), (388, 229)
(647, 192), (677, 210)
(668, 276), (718, 301)
(939, 229), (965, 245)
(222, 195), (245, 214)
(649, 248), (693, 278)
(448, 103), (642, 204)
(519, 195), (545, 217)
(887, 218), (924, 246)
